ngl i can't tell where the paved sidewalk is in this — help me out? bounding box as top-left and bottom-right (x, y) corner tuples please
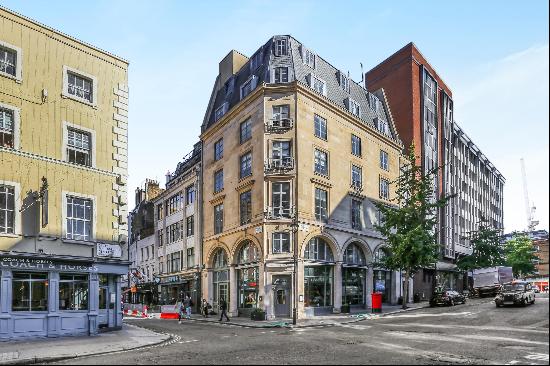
(0, 324), (170, 365)
(178, 302), (430, 328)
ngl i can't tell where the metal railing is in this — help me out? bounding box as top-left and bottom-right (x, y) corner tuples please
(265, 118), (294, 133)
(265, 157), (295, 174)
(264, 206), (295, 220)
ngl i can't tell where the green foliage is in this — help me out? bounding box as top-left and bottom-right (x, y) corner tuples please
(504, 234), (538, 277)
(374, 144), (453, 274)
(456, 220), (506, 271)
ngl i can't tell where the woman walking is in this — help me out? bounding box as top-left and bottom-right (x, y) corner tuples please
(219, 297), (230, 322)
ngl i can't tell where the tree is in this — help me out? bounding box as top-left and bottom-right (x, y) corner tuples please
(374, 144), (453, 309)
(505, 234), (538, 278)
(456, 219), (506, 272)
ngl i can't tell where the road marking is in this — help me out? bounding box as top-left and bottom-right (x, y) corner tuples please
(524, 353), (549, 362)
(334, 323), (371, 330)
(383, 311), (473, 319)
(455, 334), (549, 346)
(177, 339), (199, 344)
(0, 352), (19, 362)
(383, 322), (549, 335)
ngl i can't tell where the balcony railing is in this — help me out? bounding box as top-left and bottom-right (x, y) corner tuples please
(265, 118), (294, 133)
(264, 206), (295, 220)
(265, 157), (295, 174)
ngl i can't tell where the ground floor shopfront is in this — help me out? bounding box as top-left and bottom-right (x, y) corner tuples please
(0, 254), (128, 340)
(158, 271), (200, 312)
(202, 235), (404, 320)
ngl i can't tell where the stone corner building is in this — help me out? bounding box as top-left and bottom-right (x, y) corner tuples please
(0, 7), (129, 339)
(200, 35), (406, 320)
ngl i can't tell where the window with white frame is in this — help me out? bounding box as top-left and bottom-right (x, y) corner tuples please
(339, 72), (349, 92)
(309, 74), (326, 96)
(379, 178), (390, 200)
(380, 150), (389, 171)
(240, 75), (258, 100)
(66, 196), (93, 241)
(274, 67), (289, 83)
(351, 134), (361, 156)
(67, 128), (92, 167)
(375, 117), (389, 135)
(0, 107), (14, 148)
(274, 38), (288, 56)
(67, 72), (93, 103)
(214, 102), (228, 121)
(0, 184), (15, 234)
(214, 204), (224, 234)
(303, 48), (315, 68)
(314, 149), (328, 176)
(272, 232), (290, 253)
(272, 182), (290, 217)
(0, 41), (21, 81)
(346, 97), (361, 117)
(273, 105), (290, 120)
(272, 141), (291, 162)
(351, 165), (362, 189)
(314, 114), (327, 140)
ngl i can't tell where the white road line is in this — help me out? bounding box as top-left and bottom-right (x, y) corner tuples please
(383, 311), (473, 319)
(524, 353), (549, 362)
(383, 322), (549, 335)
(455, 334), (549, 346)
(177, 340), (199, 344)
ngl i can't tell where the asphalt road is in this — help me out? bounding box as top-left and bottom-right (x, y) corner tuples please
(48, 295), (549, 365)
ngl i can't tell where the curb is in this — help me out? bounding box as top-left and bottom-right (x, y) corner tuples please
(0, 324), (171, 365)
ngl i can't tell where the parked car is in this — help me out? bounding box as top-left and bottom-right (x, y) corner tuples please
(534, 286), (540, 293)
(429, 290), (466, 307)
(495, 281), (536, 307)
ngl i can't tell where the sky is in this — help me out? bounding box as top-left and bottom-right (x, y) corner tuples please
(2, 0), (548, 233)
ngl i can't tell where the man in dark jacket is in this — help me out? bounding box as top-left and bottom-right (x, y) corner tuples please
(219, 298), (230, 322)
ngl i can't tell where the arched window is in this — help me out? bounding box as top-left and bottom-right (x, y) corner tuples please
(374, 247), (389, 263)
(304, 237), (334, 262)
(344, 243), (366, 265)
(213, 248), (228, 268)
(238, 240), (259, 264)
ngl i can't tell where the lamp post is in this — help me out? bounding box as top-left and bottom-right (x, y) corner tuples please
(290, 219), (299, 325)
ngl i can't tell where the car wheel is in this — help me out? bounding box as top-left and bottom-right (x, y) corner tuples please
(530, 298), (535, 305)
(521, 298), (526, 307)
(496, 303), (501, 308)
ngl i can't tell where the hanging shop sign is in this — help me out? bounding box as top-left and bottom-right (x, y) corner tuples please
(97, 243), (122, 258)
(0, 257), (98, 272)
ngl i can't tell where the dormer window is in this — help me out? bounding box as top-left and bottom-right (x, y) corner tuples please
(274, 67), (289, 83)
(369, 93), (379, 112)
(240, 75), (258, 100)
(250, 50), (263, 71)
(308, 74), (326, 96)
(224, 77), (235, 97)
(339, 72), (349, 92)
(346, 97), (360, 117)
(302, 47), (315, 68)
(214, 102), (228, 122)
(375, 117), (389, 136)
(274, 38), (288, 56)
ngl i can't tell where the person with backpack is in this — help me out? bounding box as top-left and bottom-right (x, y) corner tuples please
(218, 297), (229, 322)
(177, 301), (185, 324)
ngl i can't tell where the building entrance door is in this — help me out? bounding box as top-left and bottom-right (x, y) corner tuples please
(273, 275), (291, 317)
(214, 282), (229, 312)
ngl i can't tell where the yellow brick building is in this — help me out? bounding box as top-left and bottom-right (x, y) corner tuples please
(0, 7), (129, 339)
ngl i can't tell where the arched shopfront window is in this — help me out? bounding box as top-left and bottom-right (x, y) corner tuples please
(212, 248), (229, 311)
(304, 237), (334, 262)
(304, 237), (334, 308)
(236, 241), (259, 310)
(344, 243), (366, 266)
(238, 240), (259, 264)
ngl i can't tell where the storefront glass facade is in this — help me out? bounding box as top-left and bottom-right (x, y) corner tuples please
(304, 238), (334, 309)
(342, 268), (365, 305)
(237, 241), (259, 311)
(212, 249), (229, 310)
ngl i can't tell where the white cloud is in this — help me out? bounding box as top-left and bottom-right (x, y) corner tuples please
(452, 44), (549, 233)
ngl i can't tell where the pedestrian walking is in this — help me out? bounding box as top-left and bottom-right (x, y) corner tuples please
(219, 297), (230, 322)
(201, 299), (209, 318)
(183, 295), (192, 319)
(177, 301), (185, 324)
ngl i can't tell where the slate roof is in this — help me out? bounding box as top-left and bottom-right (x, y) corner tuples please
(202, 35), (402, 147)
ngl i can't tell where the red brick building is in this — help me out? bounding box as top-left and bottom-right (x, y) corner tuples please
(366, 43), (505, 298)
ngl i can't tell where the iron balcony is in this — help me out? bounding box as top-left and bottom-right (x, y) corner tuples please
(265, 118), (294, 133)
(265, 157), (295, 174)
(264, 206), (295, 220)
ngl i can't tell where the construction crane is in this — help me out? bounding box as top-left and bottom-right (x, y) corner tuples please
(520, 158), (539, 232)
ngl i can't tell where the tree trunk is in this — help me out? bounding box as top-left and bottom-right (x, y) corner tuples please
(402, 270), (410, 310)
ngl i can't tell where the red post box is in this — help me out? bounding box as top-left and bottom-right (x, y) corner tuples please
(371, 292), (382, 313)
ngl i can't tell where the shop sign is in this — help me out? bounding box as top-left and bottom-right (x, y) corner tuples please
(0, 257), (98, 272)
(97, 243), (122, 258)
(159, 275), (182, 284)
